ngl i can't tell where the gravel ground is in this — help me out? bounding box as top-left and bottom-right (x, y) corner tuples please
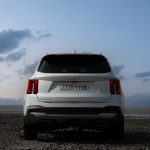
(0, 113), (150, 150)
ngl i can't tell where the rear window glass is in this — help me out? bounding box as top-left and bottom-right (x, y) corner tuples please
(38, 54), (111, 73)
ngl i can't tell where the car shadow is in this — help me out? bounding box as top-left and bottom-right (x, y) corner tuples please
(36, 129), (150, 145)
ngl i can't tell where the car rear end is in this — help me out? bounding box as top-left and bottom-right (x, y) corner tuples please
(23, 54), (124, 140)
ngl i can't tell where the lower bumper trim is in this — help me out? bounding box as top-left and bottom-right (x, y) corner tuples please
(30, 112), (118, 119)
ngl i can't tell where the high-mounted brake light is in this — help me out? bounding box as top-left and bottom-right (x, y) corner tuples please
(110, 79), (121, 95)
(27, 80), (38, 94)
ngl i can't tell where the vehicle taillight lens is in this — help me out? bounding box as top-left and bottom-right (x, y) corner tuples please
(110, 79), (121, 95)
(33, 80), (38, 94)
(27, 80), (38, 94)
(27, 80), (33, 94)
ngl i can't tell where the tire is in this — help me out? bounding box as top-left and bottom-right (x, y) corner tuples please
(23, 118), (37, 140)
(111, 116), (124, 139)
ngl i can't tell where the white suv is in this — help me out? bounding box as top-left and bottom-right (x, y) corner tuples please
(23, 53), (124, 140)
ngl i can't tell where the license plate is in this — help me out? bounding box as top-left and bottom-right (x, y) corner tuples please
(59, 84), (89, 91)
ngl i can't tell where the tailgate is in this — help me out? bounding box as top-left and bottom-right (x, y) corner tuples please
(35, 73), (113, 103)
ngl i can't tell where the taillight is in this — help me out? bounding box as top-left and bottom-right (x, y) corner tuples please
(27, 80), (33, 94)
(27, 80), (38, 94)
(33, 80), (38, 94)
(110, 79), (121, 95)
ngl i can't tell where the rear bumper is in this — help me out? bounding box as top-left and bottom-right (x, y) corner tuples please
(24, 106), (123, 125)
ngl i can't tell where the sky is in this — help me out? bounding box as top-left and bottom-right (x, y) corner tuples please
(0, 0), (150, 105)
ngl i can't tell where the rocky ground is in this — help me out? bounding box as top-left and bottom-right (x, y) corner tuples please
(0, 113), (150, 150)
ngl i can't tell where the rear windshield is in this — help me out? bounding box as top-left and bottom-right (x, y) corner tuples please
(38, 54), (111, 73)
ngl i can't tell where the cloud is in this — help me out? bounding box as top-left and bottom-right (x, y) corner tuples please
(112, 65), (125, 80)
(37, 33), (51, 40)
(17, 60), (38, 77)
(0, 50), (26, 62)
(23, 60), (38, 75)
(135, 71), (150, 78)
(112, 65), (125, 75)
(0, 29), (31, 54)
(5, 3), (11, 7)
(143, 78), (150, 82)
(0, 72), (9, 83)
(36, 30), (51, 41)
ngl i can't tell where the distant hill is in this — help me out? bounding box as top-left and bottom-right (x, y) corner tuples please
(0, 98), (24, 105)
(0, 94), (150, 107)
(125, 94), (150, 107)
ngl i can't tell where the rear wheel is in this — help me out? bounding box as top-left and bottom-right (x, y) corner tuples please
(111, 116), (124, 139)
(23, 118), (37, 140)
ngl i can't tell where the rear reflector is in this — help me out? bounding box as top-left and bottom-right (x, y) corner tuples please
(110, 79), (121, 95)
(27, 80), (38, 94)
